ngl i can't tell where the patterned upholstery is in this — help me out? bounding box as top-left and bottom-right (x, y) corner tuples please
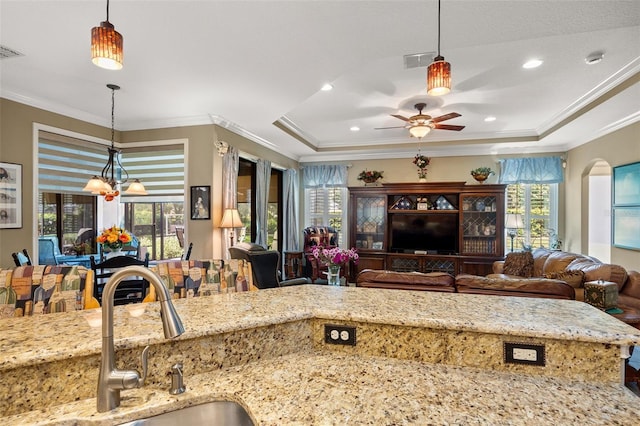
(303, 226), (338, 282)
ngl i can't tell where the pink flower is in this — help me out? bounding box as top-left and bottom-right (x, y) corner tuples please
(312, 246), (359, 266)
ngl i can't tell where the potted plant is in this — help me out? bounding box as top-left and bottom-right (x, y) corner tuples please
(357, 170), (383, 185)
(413, 154), (431, 182)
(470, 167), (494, 183)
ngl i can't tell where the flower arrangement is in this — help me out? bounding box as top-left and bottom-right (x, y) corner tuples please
(413, 154), (431, 179)
(357, 170), (383, 183)
(470, 167), (495, 183)
(312, 245), (359, 267)
(97, 226), (132, 251)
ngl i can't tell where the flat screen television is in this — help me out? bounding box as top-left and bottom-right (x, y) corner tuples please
(389, 214), (458, 255)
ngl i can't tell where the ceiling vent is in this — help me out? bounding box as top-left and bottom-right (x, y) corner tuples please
(404, 52), (435, 69)
(0, 45), (24, 59)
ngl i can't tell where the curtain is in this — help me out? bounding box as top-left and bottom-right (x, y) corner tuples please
(221, 145), (239, 257)
(303, 165), (348, 188)
(499, 156), (564, 184)
(255, 159), (272, 247)
(283, 169), (300, 251)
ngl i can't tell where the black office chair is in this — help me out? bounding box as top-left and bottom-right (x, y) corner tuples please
(90, 253), (150, 305)
(12, 249), (32, 266)
(229, 242), (309, 289)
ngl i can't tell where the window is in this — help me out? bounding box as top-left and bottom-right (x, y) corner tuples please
(506, 183), (558, 251)
(237, 158), (282, 250)
(38, 193), (97, 254)
(304, 187), (347, 246)
(123, 202), (184, 260)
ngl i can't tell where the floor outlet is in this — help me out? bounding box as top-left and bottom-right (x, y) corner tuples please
(324, 324), (356, 346)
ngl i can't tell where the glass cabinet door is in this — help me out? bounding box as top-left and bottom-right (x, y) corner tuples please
(354, 195), (386, 251)
(461, 195), (498, 255)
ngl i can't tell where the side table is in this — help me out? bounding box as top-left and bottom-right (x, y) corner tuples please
(284, 251), (303, 279)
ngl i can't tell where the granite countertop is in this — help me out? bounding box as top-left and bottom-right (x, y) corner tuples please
(3, 285), (640, 425)
(2, 285), (640, 371)
(6, 351), (640, 425)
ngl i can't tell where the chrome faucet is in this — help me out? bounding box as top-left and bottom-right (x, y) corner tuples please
(97, 266), (185, 412)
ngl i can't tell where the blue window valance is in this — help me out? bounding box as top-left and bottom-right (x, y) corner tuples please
(499, 156), (564, 184)
(303, 165), (348, 188)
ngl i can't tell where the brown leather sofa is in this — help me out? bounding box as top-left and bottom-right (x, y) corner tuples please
(491, 248), (640, 309)
(356, 269), (574, 300)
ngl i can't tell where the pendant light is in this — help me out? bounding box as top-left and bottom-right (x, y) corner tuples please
(83, 84), (147, 201)
(91, 0), (123, 70)
(427, 0), (451, 96)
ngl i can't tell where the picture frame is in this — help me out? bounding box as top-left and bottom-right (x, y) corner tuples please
(190, 186), (211, 220)
(613, 207), (640, 251)
(0, 161), (22, 229)
(613, 161), (640, 206)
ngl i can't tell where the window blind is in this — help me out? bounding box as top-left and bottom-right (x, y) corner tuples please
(120, 145), (185, 198)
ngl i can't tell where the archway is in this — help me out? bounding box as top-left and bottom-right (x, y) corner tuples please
(587, 160), (611, 262)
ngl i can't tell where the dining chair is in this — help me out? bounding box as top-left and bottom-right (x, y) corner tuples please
(38, 237), (62, 265)
(12, 249), (32, 266)
(90, 253), (150, 305)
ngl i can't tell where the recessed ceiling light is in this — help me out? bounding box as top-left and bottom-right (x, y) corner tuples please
(522, 59), (543, 69)
(585, 52), (604, 65)
(350, 126), (360, 132)
(321, 83), (333, 91)
(484, 116), (496, 122)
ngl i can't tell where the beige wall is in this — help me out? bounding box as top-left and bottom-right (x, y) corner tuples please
(565, 121), (640, 271)
(0, 99), (299, 268)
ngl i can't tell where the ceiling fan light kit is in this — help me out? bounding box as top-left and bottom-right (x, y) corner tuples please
(91, 0), (123, 70)
(409, 124), (432, 138)
(427, 0), (451, 96)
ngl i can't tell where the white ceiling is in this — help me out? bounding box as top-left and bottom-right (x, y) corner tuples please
(1, 1), (639, 163)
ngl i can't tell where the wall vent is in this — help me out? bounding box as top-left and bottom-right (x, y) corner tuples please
(0, 45), (24, 59)
(403, 52), (435, 69)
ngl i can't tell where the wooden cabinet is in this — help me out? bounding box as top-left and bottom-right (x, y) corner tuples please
(349, 182), (506, 280)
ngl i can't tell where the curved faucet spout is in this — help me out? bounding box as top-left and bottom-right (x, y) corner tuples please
(97, 265), (185, 413)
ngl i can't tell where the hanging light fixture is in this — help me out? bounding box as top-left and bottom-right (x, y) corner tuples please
(409, 124), (432, 139)
(83, 84), (147, 201)
(427, 0), (451, 96)
(91, 0), (123, 70)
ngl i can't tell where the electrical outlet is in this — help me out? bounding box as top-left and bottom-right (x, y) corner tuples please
(504, 342), (545, 366)
(324, 324), (356, 346)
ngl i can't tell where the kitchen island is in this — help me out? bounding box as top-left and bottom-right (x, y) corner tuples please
(2, 285), (640, 425)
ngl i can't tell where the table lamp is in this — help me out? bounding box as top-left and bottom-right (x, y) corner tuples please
(505, 214), (524, 252)
(220, 208), (242, 247)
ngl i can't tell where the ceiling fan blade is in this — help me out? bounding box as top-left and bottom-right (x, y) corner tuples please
(391, 114), (411, 122)
(434, 124), (465, 131)
(375, 126), (406, 130)
(432, 112), (461, 123)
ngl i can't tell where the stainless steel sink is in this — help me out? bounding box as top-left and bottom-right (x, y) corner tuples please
(119, 401), (254, 426)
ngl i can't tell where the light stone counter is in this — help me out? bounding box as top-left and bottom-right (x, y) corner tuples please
(2, 285), (640, 424)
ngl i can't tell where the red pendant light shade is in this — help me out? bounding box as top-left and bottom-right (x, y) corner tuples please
(91, 0), (123, 70)
(427, 0), (451, 96)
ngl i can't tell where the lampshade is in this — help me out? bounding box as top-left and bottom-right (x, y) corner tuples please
(124, 179), (148, 195)
(409, 124), (432, 139)
(91, 1), (123, 70)
(505, 214), (524, 229)
(427, 57), (451, 96)
(220, 209), (242, 229)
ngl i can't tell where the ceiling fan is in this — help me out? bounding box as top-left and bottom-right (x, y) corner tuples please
(376, 103), (465, 138)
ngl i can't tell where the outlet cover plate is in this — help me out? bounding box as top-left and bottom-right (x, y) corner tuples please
(324, 324), (356, 346)
(504, 342), (545, 366)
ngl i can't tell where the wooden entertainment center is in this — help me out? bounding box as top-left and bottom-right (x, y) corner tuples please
(349, 182), (507, 281)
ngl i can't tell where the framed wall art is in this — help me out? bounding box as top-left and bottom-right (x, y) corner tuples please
(612, 161), (640, 250)
(0, 161), (22, 229)
(190, 186), (211, 220)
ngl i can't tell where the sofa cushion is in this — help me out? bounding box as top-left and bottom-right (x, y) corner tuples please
(532, 248), (554, 277)
(502, 251), (534, 277)
(356, 269), (455, 292)
(566, 258), (628, 289)
(455, 274), (575, 300)
(541, 250), (581, 275)
(543, 270), (585, 288)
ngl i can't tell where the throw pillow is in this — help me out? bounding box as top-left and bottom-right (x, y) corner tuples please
(543, 270), (585, 288)
(502, 251), (534, 277)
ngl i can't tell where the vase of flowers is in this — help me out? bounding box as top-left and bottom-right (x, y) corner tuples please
(413, 154), (431, 182)
(470, 167), (495, 184)
(357, 170), (383, 186)
(312, 246), (359, 286)
(97, 226), (132, 256)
